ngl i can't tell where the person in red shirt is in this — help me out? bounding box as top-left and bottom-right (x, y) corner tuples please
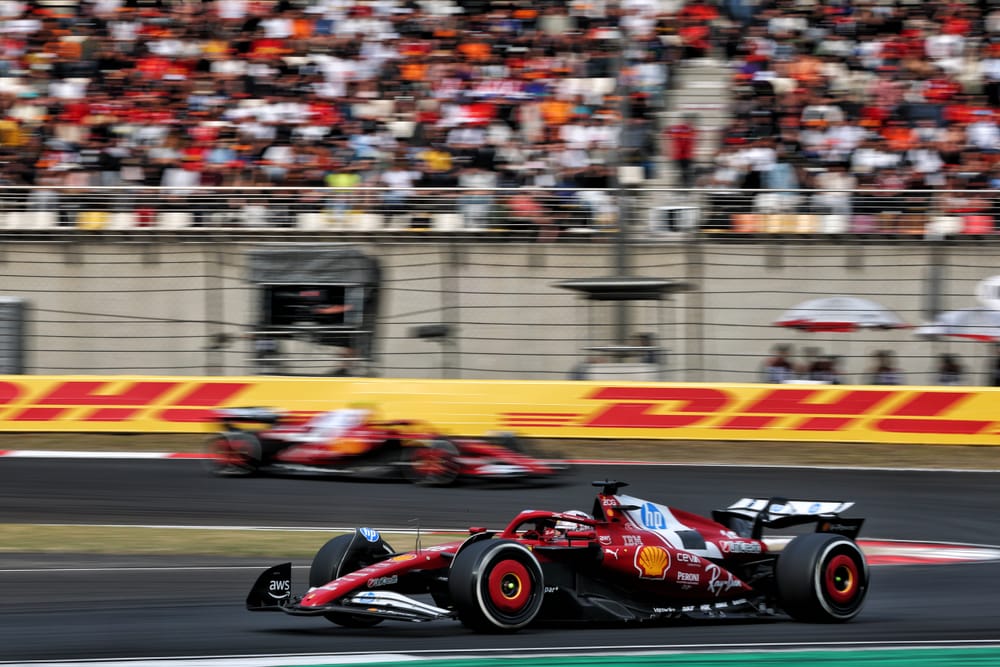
(665, 114), (698, 187)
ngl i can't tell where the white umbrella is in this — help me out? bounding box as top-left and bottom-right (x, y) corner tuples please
(775, 296), (909, 333)
(915, 307), (1000, 342)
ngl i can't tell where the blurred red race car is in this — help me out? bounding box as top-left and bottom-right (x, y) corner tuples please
(205, 407), (564, 486)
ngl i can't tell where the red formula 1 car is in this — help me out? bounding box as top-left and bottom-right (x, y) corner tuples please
(246, 480), (869, 631)
(205, 407), (563, 486)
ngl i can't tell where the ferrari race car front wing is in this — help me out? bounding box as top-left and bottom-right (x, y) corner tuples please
(281, 590), (455, 623)
(246, 562), (455, 623)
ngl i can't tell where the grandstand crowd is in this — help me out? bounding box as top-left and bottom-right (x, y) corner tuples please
(0, 0), (997, 234)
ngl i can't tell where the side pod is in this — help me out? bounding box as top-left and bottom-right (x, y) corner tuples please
(247, 562), (293, 611)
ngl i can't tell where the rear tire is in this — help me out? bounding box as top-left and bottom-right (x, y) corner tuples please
(310, 533), (393, 627)
(406, 438), (460, 486)
(204, 432), (262, 477)
(448, 539), (544, 632)
(776, 532), (869, 622)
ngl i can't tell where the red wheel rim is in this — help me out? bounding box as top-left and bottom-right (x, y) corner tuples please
(211, 436), (254, 469)
(413, 448), (452, 477)
(824, 554), (859, 604)
(211, 437), (239, 465)
(486, 559), (532, 613)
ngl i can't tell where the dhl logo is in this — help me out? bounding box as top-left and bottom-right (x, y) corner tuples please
(0, 380), (252, 423)
(503, 386), (996, 436)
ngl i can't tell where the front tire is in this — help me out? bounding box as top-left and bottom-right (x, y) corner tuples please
(776, 532), (869, 622)
(204, 432), (262, 477)
(310, 533), (394, 627)
(448, 539), (544, 632)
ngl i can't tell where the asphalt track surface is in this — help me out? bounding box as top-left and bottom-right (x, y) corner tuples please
(2, 459), (1000, 662)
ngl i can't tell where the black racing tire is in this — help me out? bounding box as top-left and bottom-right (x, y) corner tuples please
(448, 539), (544, 632)
(405, 438), (460, 487)
(776, 532), (869, 623)
(204, 432), (262, 477)
(309, 533), (393, 628)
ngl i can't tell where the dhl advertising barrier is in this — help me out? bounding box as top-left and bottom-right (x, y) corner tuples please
(1, 376), (1000, 445)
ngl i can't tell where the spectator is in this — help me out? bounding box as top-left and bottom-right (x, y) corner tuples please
(868, 350), (903, 385)
(456, 165), (497, 230)
(378, 159), (422, 221)
(505, 189), (559, 241)
(809, 162), (856, 216)
(761, 344), (799, 383)
(756, 143), (800, 213)
(987, 344), (1000, 387)
(935, 353), (965, 386)
(665, 113), (699, 188)
(808, 354), (843, 385)
(11, 0), (1000, 242)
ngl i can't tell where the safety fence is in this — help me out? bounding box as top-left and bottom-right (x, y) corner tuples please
(0, 186), (998, 239)
(2, 186), (1000, 385)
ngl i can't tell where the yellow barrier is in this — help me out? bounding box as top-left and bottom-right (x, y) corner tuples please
(0, 376), (999, 445)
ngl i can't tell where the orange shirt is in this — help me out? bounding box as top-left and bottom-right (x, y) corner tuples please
(458, 41), (490, 61)
(400, 62), (428, 82)
(881, 125), (915, 152)
(292, 18), (314, 40)
(540, 98), (572, 126)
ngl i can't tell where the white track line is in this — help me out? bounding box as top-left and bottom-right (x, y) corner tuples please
(1, 449), (998, 472)
(6, 641), (1000, 667)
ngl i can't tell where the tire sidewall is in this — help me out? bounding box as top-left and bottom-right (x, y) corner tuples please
(309, 532), (393, 628)
(777, 532), (869, 622)
(205, 432), (261, 476)
(309, 534), (357, 588)
(449, 539), (544, 632)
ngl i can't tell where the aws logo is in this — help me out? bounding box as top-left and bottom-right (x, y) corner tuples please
(267, 578), (290, 600)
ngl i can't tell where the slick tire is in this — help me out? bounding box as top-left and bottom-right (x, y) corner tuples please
(776, 532), (869, 622)
(204, 432), (262, 477)
(405, 438), (460, 487)
(448, 539), (544, 632)
(310, 533), (393, 628)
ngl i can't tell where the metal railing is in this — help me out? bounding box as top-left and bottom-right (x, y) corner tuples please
(0, 186), (996, 240)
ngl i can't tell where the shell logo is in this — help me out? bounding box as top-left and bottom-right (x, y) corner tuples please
(634, 545), (671, 579)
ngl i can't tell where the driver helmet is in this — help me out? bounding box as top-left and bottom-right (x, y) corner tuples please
(554, 510), (593, 532)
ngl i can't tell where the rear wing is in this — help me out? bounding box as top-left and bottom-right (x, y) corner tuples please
(215, 407), (284, 427)
(712, 496), (864, 540)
